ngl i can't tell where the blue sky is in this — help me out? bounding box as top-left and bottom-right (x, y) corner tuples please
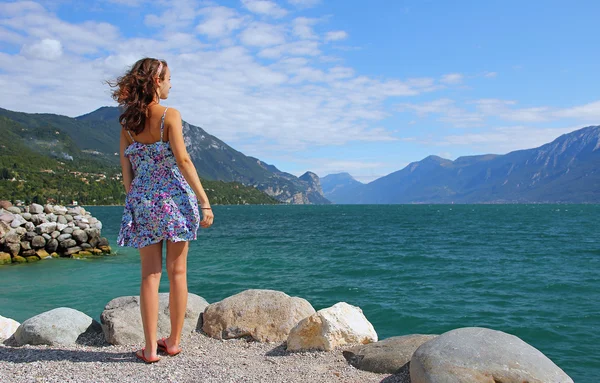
(1, 0), (599, 182)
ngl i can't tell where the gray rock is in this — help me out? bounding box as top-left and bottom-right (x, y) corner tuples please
(65, 246), (83, 256)
(24, 231), (36, 241)
(101, 293), (209, 345)
(0, 213), (14, 223)
(15, 227), (26, 235)
(84, 228), (100, 240)
(59, 239), (77, 249)
(42, 233), (51, 241)
(44, 204), (55, 214)
(57, 215), (68, 225)
(13, 307), (101, 346)
(24, 222), (35, 232)
(64, 214), (73, 223)
(5, 232), (21, 244)
(73, 215), (88, 223)
(10, 215), (26, 228)
(22, 249), (36, 257)
(77, 222), (90, 230)
(410, 327), (574, 383)
(98, 237), (109, 247)
(32, 236), (47, 248)
(93, 222), (103, 230)
(46, 239), (58, 253)
(343, 334), (437, 374)
(67, 208), (81, 216)
(7, 207), (22, 214)
(36, 222), (57, 235)
(72, 229), (88, 244)
(80, 243), (92, 250)
(88, 237), (99, 248)
(29, 203), (44, 214)
(30, 214), (46, 225)
(0, 221), (11, 238)
(202, 289), (315, 342)
(57, 234), (72, 242)
(20, 241), (32, 251)
(20, 212), (32, 221)
(61, 227), (73, 235)
(54, 206), (68, 215)
(50, 231), (61, 239)
(56, 223), (67, 232)
(46, 213), (57, 223)
(6, 243), (20, 256)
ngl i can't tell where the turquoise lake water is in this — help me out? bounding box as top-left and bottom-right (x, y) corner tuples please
(0, 205), (598, 381)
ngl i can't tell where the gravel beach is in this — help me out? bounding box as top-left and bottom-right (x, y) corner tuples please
(0, 332), (410, 383)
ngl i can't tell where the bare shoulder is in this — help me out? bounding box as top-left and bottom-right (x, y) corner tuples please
(165, 107), (181, 121)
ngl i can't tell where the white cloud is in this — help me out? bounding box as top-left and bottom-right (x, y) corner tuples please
(292, 17), (318, 40)
(287, 0), (321, 8)
(324, 30), (348, 42)
(399, 99), (483, 127)
(241, 0), (287, 18)
(105, 0), (144, 6)
(0, 26), (26, 44)
(440, 73), (463, 85)
(21, 38), (63, 60)
(483, 71), (497, 78)
(144, 0), (198, 30)
(554, 100), (600, 120)
(0, 1), (45, 16)
(258, 40), (320, 59)
(437, 126), (581, 154)
(196, 6), (246, 38)
(239, 22), (285, 47)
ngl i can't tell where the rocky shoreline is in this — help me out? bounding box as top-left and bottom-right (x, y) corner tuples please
(0, 289), (574, 383)
(0, 201), (112, 264)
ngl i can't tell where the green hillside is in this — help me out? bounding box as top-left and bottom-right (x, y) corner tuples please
(0, 113), (279, 206)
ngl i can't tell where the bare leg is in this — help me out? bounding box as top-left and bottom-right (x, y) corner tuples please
(139, 241), (163, 359)
(164, 240), (189, 352)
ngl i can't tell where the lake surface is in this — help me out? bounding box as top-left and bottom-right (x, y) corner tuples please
(1, 205), (598, 381)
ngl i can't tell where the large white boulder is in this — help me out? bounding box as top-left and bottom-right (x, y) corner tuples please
(410, 327), (574, 383)
(202, 289), (315, 342)
(287, 302), (378, 351)
(13, 307), (101, 346)
(101, 293), (208, 345)
(0, 315), (20, 340)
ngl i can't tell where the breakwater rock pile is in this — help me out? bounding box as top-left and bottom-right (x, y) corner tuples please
(0, 201), (112, 264)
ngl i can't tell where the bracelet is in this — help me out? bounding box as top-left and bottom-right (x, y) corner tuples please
(201, 207), (212, 210)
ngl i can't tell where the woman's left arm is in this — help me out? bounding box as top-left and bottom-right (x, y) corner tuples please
(120, 128), (134, 194)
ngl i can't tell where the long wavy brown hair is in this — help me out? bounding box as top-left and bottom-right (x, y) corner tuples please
(109, 57), (168, 134)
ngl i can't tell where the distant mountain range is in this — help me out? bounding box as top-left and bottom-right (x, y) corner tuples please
(2, 105), (598, 204)
(0, 107), (329, 204)
(323, 125), (600, 203)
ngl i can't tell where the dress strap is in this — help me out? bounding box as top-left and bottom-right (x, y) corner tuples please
(160, 107), (169, 142)
(125, 129), (136, 143)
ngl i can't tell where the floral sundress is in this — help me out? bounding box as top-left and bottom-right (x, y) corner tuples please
(117, 107), (200, 249)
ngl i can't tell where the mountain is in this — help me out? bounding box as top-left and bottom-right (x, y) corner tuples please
(298, 171), (329, 204)
(0, 107), (329, 204)
(76, 106), (329, 204)
(327, 125), (600, 204)
(0, 107), (121, 165)
(321, 173), (363, 202)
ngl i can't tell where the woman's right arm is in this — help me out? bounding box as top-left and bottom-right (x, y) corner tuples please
(167, 108), (214, 226)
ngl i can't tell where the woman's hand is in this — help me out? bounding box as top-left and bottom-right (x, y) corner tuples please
(200, 208), (214, 228)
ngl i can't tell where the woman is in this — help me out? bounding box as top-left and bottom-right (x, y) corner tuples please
(110, 58), (214, 363)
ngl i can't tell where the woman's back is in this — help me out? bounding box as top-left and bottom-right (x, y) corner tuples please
(128, 105), (171, 145)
